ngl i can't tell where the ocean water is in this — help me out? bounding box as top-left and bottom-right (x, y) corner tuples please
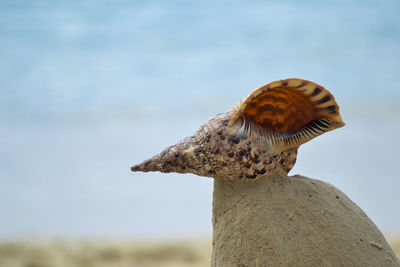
(0, 0), (399, 239)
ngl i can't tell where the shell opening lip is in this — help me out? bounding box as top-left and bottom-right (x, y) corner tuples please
(328, 116), (345, 130)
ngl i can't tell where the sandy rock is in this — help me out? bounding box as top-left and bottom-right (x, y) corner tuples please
(211, 175), (400, 267)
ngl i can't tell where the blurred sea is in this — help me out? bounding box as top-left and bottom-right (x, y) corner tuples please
(0, 0), (399, 239)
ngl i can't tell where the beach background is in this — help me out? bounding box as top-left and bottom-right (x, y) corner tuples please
(0, 0), (399, 265)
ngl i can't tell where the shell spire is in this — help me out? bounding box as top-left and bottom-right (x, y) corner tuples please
(131, 136), (205, 175)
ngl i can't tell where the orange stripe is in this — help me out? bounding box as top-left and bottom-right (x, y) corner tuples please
(243, 86), (318, 132)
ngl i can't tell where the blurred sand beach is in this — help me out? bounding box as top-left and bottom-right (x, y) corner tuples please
(0, 239), (211, 267)
(0, 239), (398, 267)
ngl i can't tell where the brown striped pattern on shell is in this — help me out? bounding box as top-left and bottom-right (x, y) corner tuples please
(229, 78), (343, 132)
(228, 78), (345, 153)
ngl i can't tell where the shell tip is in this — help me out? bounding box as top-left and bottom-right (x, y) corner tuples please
(131, 163), (146, 172)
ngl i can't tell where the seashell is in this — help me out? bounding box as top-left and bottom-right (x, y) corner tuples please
(131, 78), (344, 180)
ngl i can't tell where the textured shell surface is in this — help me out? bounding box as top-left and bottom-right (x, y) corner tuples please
(131, 78), (344, 181)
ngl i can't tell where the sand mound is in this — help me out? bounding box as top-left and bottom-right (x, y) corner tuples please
(212, 175), (400, 266)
